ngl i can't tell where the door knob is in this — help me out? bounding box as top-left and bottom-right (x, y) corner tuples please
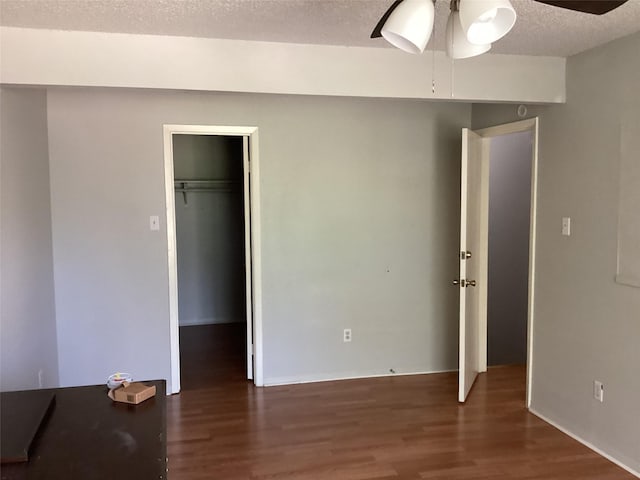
(460, 251), (472, 260)
(466, 280), (476, 287)
(453, 279), (460, 286)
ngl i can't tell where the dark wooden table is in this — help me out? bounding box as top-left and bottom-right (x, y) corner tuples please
(0, 380), (166, 480)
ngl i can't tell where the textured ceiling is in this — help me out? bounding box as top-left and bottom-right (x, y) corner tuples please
(1, 0), (640, 57)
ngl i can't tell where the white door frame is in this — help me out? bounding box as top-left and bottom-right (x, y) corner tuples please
(163, 124), (264, 393)
(473, 117), (539, 407)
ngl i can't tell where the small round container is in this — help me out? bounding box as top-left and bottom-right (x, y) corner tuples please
(107, 372), (133, 390)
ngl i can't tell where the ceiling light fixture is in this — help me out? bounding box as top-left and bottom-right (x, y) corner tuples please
(458, 0), (516, 45)
(445, 6), (491, 59)
(375, 0), (516, 59)
(381, 0), (435, 54)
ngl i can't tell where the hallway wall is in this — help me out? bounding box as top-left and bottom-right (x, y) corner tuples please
(487, 131), (532, 366)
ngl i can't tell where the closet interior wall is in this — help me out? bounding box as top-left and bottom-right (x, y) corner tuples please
(173, 135), (246, 327)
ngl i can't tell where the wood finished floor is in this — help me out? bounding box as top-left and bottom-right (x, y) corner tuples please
(168, 324), (633, 479)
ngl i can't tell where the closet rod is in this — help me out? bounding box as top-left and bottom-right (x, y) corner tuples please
(174, 188), (236, 193)
(174, 179), (240, 204)
(174, 179), (240, 185)
(174, 180), (240, 191)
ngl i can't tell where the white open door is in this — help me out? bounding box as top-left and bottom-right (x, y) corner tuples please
(456, 119), (538, 405)
(243, 136), (254, 380)
(458, 128), (485, 402)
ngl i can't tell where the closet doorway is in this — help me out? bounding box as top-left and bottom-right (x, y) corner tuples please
(163, 125), (263, 394)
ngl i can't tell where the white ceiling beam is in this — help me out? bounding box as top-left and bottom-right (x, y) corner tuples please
(0, 27), (565, 103)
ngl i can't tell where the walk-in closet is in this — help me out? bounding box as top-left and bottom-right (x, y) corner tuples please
(172, 134), (247, 389)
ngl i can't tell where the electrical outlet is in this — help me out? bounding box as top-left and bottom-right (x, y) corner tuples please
(343, 328), (352, 342)
(593, 380), (604, 402)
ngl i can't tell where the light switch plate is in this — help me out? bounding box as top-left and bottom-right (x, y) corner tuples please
(150, 215), (160, 231)
(594, 380), (604, 402)
(562, 217), (571, 236)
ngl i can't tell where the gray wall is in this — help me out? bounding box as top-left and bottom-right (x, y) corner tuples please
(173, 135), (246, 326)
(487, 131), (532, 366)
(0, 87), (59, 391)
(46, 88), (468, 388)
(473, 31), (640, 473)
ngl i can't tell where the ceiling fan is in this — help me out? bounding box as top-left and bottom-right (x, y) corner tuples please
(371, 0), (629, 59)
(533, 1), (628, 15)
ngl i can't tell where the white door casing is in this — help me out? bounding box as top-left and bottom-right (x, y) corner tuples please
(242, 136), (254, 380)
(163, 124), (264, 393)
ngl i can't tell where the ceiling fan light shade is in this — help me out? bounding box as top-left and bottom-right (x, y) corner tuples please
(459, 0), (516, 45)
(381, 0), (435, 54)
(445, 11), (491, 59)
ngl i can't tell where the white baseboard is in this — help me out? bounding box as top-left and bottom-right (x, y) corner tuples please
(529, 408), (640, 479)
(263, 368), (456, 387)
(179, 317), (244, 326)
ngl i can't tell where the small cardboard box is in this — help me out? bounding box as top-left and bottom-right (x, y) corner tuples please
(108, 382), (156, 405)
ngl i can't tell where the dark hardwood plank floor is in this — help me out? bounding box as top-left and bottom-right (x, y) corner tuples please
(179, 323), (248, 390)
(168, 325), (633, 479)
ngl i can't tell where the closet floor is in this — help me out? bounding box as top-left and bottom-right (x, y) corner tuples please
(178, 323), (247, 390)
